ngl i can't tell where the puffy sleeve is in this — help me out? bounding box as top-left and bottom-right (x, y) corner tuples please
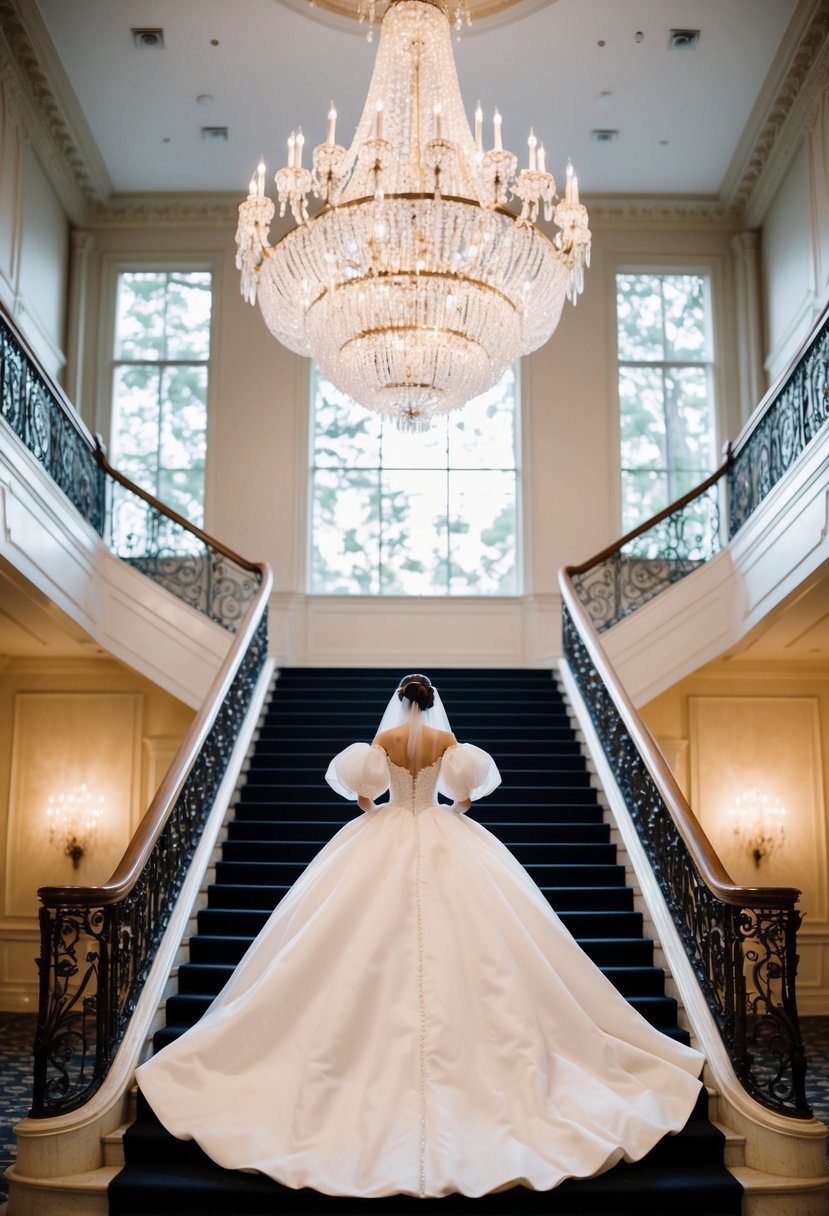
(437, 743), (501, 804)
(325, 743), (389, 802)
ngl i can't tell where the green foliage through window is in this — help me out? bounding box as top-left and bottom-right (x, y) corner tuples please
(616, 273), (715, 533)
(110, 271), (212, 534)
(310, 368), (519, 595)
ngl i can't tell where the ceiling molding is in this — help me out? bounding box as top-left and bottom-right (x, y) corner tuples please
(0, 0), (111, 222)
(723, 0), (829, 221)
(86, 193), (242, 229)
(87, 192), (743, 233)
(584, 197), (742, 232)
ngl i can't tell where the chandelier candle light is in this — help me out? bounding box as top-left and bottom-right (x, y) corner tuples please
(727, 788), (787, 869)
(236, 0), (590, 431)
(45, 782), (105, 870)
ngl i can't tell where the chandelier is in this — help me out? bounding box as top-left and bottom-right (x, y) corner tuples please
(236, 0), (590, 430)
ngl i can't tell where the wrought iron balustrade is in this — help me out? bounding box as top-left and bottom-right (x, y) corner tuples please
(0, 313), (105, 534)
(0, 304), (274, 1117)
(730, 302), (829, 536)
(104, 463), (260, 631)
(570, 470), (726, 633)
(31, 594), (270, 1117)
(560, 597), (809, 1118)
(559, 305), (829, 1121)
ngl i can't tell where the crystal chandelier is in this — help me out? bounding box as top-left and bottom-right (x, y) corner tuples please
(236, 0), (590, 431)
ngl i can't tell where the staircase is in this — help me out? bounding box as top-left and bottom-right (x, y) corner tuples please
(109, 668), (741, 1214)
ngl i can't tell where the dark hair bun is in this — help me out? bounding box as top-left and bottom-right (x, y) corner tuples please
(397, 673), (435, 711)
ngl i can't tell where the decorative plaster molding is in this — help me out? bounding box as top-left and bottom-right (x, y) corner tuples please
(86, 193), (241, 229)
(586, 197), (742, 232)
(0, 0), (110, 222)
(725, 0), (829, 223)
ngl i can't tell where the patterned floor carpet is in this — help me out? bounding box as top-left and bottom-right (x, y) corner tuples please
(1, 1014), (828, 1199)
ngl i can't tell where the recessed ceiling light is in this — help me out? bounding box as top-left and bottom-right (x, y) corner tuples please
(591, 129), (619, 144)
(131, 28), (164, 49)
(197, 94), (215, 107)
(201, 126), (229, 142)
(668, 29), (700, 50)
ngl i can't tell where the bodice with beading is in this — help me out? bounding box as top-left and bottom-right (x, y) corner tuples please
(387, 754), (442, 812)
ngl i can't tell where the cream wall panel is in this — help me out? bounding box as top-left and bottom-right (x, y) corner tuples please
(688, 695), (826, 920)
(761, 140), (818, 384)
(17, 143), (68, 376)
(6, 691), (143, 918)
(0, 658), (193, 1011)
(0, 85), (20, 309)
(643, 662), (829, 1014)
(0, 83), (70, 379)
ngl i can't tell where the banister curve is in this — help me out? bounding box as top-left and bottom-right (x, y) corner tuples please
(559, 570), (800, 912)
(36, 561), (272, 910)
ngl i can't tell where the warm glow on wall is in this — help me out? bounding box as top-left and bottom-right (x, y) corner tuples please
(45, 783), (107, 870)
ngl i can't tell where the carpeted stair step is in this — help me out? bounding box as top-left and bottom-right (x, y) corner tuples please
(187, 932), (655, 969)
(236, 781), (597, 804)
(220, 838), (619, 865)
(225, 818), (612, 843)
(205, 881), (635, 913)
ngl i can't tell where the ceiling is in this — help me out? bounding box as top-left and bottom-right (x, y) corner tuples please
(32, 0), (799, 197)
(0, 559), (105, 659)
(722, 563), (829, 664)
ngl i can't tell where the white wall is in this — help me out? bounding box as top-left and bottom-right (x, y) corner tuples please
(0, 78), (69, 379)
(760, 72), (829, 385)
(76, 214), (740, 667)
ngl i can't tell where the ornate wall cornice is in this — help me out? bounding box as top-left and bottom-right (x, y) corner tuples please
(3, 0), (828, 234)
(0, 0), (110, 223)
(586, 198), (742, 232)
(86, 194), (241, 229)
(725, 0), (829, 222)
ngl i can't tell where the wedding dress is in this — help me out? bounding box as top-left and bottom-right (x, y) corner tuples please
(137, 696), (704, 1200)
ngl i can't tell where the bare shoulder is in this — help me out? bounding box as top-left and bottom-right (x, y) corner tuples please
(438, 729), (457, 751)
(373, 726), (400, 748)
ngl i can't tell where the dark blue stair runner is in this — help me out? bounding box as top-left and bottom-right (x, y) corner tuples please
(109, 668), (741, 1213)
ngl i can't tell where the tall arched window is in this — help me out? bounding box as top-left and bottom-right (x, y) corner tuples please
(310, 365), (520, 595)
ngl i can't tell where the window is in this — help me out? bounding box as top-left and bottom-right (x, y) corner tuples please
(109, 270), (212, 530)
(616, 272), (716, 533)
(310, 366), (519, 595)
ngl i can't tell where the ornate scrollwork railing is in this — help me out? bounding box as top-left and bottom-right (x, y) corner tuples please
(0, 312), (105, 534)
(730, 302), (829, 536)
(31, 588), (271, 1117)
(0, 305), (274, 1116)
(1, 305), (260, 633)
(570, 467), (727, 633)
(102, 454), (261, 632)
(559, 591), (810, 1118)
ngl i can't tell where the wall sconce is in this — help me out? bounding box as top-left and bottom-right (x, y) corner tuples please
(45, 783), (105, 869)
(727, 788), (787, 869)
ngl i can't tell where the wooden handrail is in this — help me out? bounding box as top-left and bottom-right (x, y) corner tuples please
(95, 439), (262, 575)
(559, 570), (800, 910)
(568, 453), (732, 577)
(37, 559), (271, 909)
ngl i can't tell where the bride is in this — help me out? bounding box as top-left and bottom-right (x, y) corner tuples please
(137, 673), (704, 1199)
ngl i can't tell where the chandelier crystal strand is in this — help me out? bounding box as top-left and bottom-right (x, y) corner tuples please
(237, 0), (590, 429)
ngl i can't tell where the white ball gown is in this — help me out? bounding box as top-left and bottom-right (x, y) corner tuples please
(137, 740), (704, 1200)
